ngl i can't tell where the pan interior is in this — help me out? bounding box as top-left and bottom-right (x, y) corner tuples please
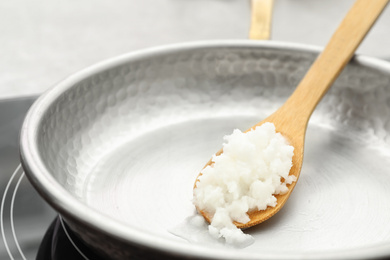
(84, 114), (390, 253)
(36, 45), (390, 255)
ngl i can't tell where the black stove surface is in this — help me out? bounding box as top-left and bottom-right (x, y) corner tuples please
(37, 217), (103, 260)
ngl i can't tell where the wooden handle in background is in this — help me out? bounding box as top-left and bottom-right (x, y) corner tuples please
(249, 0), (274, 40)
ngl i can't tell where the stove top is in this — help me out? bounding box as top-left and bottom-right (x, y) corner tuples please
(2, 165), (105, 260)
(0, 97), (57, 259)
(0, 97), (140, 259)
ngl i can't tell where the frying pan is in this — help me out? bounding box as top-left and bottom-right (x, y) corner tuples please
(20, 40), (390, 259)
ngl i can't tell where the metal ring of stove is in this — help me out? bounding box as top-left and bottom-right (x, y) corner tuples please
(1, 164), (25, 260)
(1, 165), (90, 259)
(59, 215), (90, 260)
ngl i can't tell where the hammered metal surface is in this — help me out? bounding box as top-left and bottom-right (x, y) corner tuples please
(22, 42), (390, 259)
(39, 47), (316, 198)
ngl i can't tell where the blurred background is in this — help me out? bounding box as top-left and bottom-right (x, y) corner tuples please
(1, 0), (390, 99)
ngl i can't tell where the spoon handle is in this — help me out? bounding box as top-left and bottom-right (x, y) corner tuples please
(278, 0), (389, 129)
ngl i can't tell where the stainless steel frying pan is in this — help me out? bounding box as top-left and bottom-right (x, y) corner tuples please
(20, 41), (390, 259)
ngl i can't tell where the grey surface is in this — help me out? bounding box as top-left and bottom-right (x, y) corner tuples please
(0, 97), (56, 260)
(1, 0), (390, 98)
(20, 41), (390, 259)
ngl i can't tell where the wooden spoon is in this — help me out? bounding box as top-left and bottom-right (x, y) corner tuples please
(194, 0), (389, 229)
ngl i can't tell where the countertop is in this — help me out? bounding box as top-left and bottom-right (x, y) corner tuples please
(1, 0), (390, 99)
